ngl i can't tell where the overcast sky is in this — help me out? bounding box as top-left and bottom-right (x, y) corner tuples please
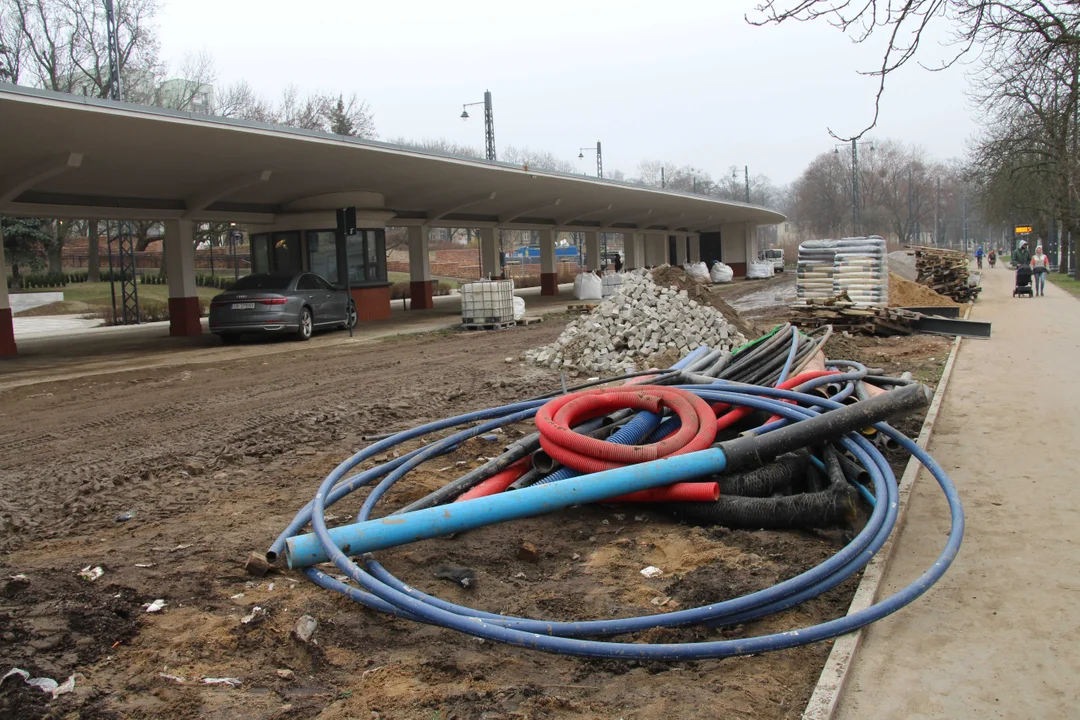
(156, 0), (979, 186)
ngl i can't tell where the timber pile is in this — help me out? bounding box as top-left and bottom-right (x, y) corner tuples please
(791, 293), (920, 336)
(913, 247), (981, 302)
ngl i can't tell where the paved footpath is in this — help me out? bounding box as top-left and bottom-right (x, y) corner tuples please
(836, 267), (1080, 719)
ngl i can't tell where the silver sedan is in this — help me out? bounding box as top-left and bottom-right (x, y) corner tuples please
(208, 272), (357, 344)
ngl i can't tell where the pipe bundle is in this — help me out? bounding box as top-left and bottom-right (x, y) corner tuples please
(268, 331), (964, 661)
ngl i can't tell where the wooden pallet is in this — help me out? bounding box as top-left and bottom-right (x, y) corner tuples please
(518, 316), (544, 325)
(567, 303), (599, 313)
(461, 320), (517, 331)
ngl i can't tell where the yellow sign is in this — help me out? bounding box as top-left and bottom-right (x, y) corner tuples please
(1015, 225), (1033, 234)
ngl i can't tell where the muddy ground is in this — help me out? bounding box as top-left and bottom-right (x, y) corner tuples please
(0, 317), (948, 719)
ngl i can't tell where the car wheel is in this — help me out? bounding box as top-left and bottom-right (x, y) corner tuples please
(220, 334), (240, 346)
(297, 307), (313, 341)
(344, 301), (357, 329)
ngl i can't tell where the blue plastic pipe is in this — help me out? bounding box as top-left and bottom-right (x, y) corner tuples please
(285, 448), (728, 568)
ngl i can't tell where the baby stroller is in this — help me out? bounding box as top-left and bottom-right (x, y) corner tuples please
(1014, 266), (1034, 297)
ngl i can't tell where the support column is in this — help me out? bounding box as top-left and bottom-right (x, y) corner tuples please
(689, 233), (701, 263)
(164, 219), (202, 336)
(539, 228), (558, 295)
(746, 223), (759, 266)
(479, 227), (500, 279)
(674, 232), (688, 266)
(644, 234), (666, 267)
(720, 222), (749, 277)
(622, 232), (643, 270)
(0, 222), (16, 357)
(407, 225), (434, 309)
(584, 231), (601, 272)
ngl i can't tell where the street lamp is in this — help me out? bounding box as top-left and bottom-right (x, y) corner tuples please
(460, 90), (497, 161)
(732, 166), (750, 203)
(835, 140), (874, 235)
(577, 141), (603, 178)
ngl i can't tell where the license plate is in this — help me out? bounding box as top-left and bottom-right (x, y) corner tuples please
(231, 302), (255, 310)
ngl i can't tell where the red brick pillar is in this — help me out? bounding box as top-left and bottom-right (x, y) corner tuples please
(410, 280), (434, 309)
(168, 297), (203, 336)
(540, 273), (558, 296)
(0, 308), (16, 357)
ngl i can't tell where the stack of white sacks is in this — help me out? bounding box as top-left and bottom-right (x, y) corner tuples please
(797, 236), (888, 306)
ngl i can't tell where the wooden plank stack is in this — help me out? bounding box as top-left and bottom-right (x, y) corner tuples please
(791, 293), (918, 336)
(913, 247), (982, 303)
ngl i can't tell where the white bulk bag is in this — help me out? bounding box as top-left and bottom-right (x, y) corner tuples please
(710, 262), (734, 284)
(573, 271), (603, 300)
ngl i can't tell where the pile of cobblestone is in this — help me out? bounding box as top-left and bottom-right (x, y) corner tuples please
(525, 269), (747, 374)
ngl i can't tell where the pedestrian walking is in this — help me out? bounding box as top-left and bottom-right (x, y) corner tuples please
(1031, 244), (1051, 296)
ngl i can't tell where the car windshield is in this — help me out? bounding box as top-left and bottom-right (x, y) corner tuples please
(765, 250), (781, 258)
(230, 274), (293, 291)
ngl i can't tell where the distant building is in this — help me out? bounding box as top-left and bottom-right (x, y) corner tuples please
(158, 79), (214, 114)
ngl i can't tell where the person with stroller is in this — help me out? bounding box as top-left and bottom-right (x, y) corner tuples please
(1013, 239), (1032, 268)
(1031, 244), (1051, 296)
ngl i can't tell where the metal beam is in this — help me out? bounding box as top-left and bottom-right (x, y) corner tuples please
(0, 152), (83, 208)
(183, 170), (272, 219)
(555, 204), (612, 226)
(426, 192), (497, 221)
(910, 315), (991, 338)
(498, 198), (561, 223)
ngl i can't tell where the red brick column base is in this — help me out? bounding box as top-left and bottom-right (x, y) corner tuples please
(168, 297), (203, 336)
(409, 280), (434, 309)
(351, 285), (392, 321)
(0, 308), (16, 357)
(540, 273), (558, 296)
(728, 262), (748, 278)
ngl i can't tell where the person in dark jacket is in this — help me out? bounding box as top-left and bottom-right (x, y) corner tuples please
(1013, 239), (1032, 268)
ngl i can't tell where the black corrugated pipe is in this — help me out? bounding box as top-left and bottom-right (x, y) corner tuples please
(670, 484), (859, 530)
(715, 449), (811, 497)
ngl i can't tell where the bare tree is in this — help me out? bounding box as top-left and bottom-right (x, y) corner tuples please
(386, 136), (484, 159)
(502, 146), (576, 173)
(751, 1), (1080, 138)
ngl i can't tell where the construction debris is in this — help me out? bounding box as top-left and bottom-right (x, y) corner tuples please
(792, 296), (920, 336)
(526, 269), (747, 374)
(913, 247), (982, 303)
(887, 272), (958, 308)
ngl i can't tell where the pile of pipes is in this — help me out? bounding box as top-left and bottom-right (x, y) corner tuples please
(525, 269), (747, 375)
(272, 330), (964, 662)
(797, 237), (889, 306)
(914, 247), (982, 302)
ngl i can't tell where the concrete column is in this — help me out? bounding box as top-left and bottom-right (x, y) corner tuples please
(644, 233), (666, 267)
(479, 227), (500, 279)
(720, 222), (749, 277)
(163, 219), (202, 336)
(747, 223), (759, 265)
(0, 222), (16, 357)
(583, 231), (601, 272)
(407, 225), (434, 309)
(689, 233), (701, 263)
(622, 232), (643, 270)
(674, 232), (689, 266)
(538, 228), (558, 295)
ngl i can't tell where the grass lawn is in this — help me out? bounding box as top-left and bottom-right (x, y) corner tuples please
(14, 282), (221, 307)
(387, 271), (461, 288)
(1047, 272), (1080, 298)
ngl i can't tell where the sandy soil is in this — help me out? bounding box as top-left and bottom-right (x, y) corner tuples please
(0, 320), (944, 720)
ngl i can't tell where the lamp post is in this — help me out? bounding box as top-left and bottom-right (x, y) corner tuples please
(577, 141), (603, 178)
(732, 166), (750, 203)
(229, 222), (240, 281)
(835, 140), (874, 235)
(460, 90), (496, 161)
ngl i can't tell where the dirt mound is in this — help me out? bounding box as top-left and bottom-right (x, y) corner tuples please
(650, 265), (755, 337)
(887, 272), (958, 307)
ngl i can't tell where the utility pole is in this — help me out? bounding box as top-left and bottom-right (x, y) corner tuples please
(851, 139), (860, 234)
(962, 190), (968, 253)
(483, 91), (496, 161)
(935, 177), (941, 247)
(661, 167), (665, 188)
(103, 0), (123, 101)
(596, 141), (602, 179)
(745, 166), (750, 203)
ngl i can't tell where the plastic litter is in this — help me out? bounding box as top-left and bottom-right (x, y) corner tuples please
(640, 566), (663, 578)
(78, 565), (103, 582)
(159, 672), (185, 684)
(241, 606), (264, 624)
(2, 668), (76, 698)
(114, 510), (136, 522)
(203, 677), (242, 686)
(143, 599), (166, 613)
(293, 615), (318, 643)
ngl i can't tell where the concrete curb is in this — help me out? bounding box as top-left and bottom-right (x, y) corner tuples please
(801, 309), (969, 720)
